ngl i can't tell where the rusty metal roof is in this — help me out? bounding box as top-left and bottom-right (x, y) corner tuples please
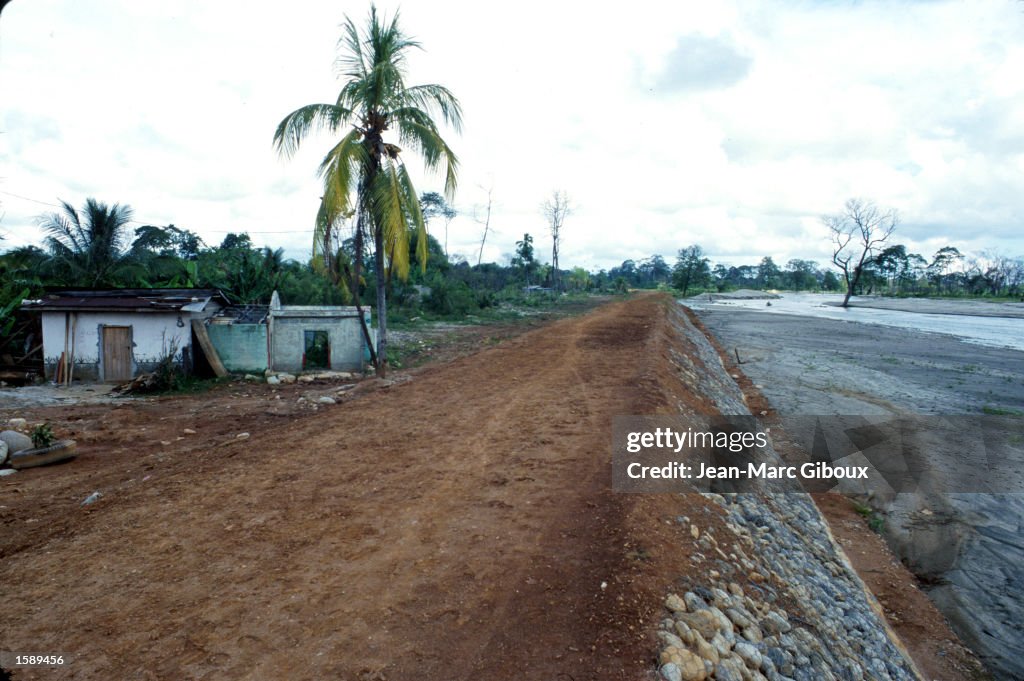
(21, 288), (230, 313)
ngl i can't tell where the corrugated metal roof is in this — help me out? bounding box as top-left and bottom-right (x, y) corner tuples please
(21, 288), (230, 313)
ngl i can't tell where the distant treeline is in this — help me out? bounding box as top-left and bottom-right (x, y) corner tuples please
(614, 244), (1024, 299)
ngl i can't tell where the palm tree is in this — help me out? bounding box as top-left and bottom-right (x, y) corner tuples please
(38, 198), (137, 287)
(274, 5), (461, 377)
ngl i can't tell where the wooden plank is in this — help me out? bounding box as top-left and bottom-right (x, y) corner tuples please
(190, 319), (229, 378)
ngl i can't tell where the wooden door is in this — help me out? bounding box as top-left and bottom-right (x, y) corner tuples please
(102, 326), (133, 382)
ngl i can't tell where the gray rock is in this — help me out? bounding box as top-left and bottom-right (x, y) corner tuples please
(0, 430), (33, 455)
(735, 641), (762, 669)
(277, 373), (297, 384)
(81, 491), (102, 506)
(266, 375), (281, 385)
(765, 647), (793, 674)
(684, 591), (708, 611)
(725, 607), (753, 629)
(710, 632), (732, 658)
(0, 440), (8, 466)
(659, 663), (682, 681)
(317, 396), (336, 405)
(762, 611), (792, 635)
(0, 468), (17, 477)
(7, 418), (27, 429)
(714, 657), (746, 681)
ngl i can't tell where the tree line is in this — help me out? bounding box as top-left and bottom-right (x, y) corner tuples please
(607, 241), (1022, 300)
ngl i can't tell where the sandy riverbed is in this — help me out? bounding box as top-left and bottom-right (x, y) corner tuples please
(840, 296), (1024, 318)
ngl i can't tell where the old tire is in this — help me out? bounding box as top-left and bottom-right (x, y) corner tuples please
(9, 440), (77, 470)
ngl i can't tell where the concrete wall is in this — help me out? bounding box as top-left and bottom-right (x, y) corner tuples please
(42, 311), (190, 381)
(206, 323), (267, 373)
(269, 312), (370, 373)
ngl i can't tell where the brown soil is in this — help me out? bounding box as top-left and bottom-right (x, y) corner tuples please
(1, 294), (740, 681)
(684, 307), (991, 681)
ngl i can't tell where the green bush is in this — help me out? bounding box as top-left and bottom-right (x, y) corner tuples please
(425, 279), (479, 316)
(30, 423), (56, 449)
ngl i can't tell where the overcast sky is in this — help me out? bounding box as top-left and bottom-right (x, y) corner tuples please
(2, 0), (1022, 272)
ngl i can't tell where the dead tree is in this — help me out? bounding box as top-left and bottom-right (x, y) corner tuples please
(541, 190), (572, 292)
(823, 198), (898, 307)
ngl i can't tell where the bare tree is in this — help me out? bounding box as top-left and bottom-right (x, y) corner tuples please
(541, 190), (572, 292)
(473, 184), (494, 266)
(823, 198), (898, 307)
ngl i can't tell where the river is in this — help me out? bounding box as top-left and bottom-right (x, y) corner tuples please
(685, 292), (1024, 352)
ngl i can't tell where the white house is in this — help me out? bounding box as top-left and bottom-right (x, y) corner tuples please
(22, 289), (229, 382)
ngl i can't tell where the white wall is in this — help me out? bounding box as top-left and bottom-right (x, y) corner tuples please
(42, 311), (191, 377)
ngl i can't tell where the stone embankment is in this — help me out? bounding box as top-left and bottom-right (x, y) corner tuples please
(654, 304), (919, 681)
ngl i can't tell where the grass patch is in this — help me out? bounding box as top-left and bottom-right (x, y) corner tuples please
(981, 405), (1024, 417)
(853, 501), (886, 535)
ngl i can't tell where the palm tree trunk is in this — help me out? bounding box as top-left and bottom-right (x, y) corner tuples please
(351, 211), (378, 370)
(374, 225), (388, 378)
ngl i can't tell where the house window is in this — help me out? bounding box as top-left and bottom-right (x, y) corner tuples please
(303, 330), (330, 369)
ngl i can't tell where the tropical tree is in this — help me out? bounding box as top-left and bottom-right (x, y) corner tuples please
(274, 5), (461, 376)
(38, 198), (137, 287)
(511, 233), (537, 285)
(672, 245), (712, 296)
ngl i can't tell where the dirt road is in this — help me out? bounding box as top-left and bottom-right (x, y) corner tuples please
(1, 295), (712, 680)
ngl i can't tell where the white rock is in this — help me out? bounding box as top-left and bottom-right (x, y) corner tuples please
(0, 468), (17, 477)
(266, 376), (281, 386)
(7, 418), (27, 430)
(236, 432), (250, 440)
(243, 374), (260, 381)
(0, 440), (8, 465)
(0, 430), (33, 454)
(278, 373), (297, 384)
(317, 396), (336, 405)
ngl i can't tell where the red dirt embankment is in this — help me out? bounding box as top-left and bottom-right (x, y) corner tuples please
(2, 294), (732, 680)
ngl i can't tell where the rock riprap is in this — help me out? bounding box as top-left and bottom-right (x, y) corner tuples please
(657, 494), (918, 681)
(654, 306), (919, 681)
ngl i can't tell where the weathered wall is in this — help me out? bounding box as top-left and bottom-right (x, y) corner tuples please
(269, 315), (368, 372)
(207, 324), (267, 373)
(41, 311), (190, 381)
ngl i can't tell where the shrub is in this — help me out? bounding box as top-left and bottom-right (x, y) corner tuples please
(30, 423), (56, 449)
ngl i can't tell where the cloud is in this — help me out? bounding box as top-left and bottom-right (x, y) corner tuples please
(653, 34), (752, 93)
(1, 0), (1022, 271)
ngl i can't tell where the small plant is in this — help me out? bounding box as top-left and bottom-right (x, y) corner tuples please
(982, 405), (1023, 417)
(31, 423), (56, 449)
(853, 502), (872, 518)
(853, 501), (885, 534)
